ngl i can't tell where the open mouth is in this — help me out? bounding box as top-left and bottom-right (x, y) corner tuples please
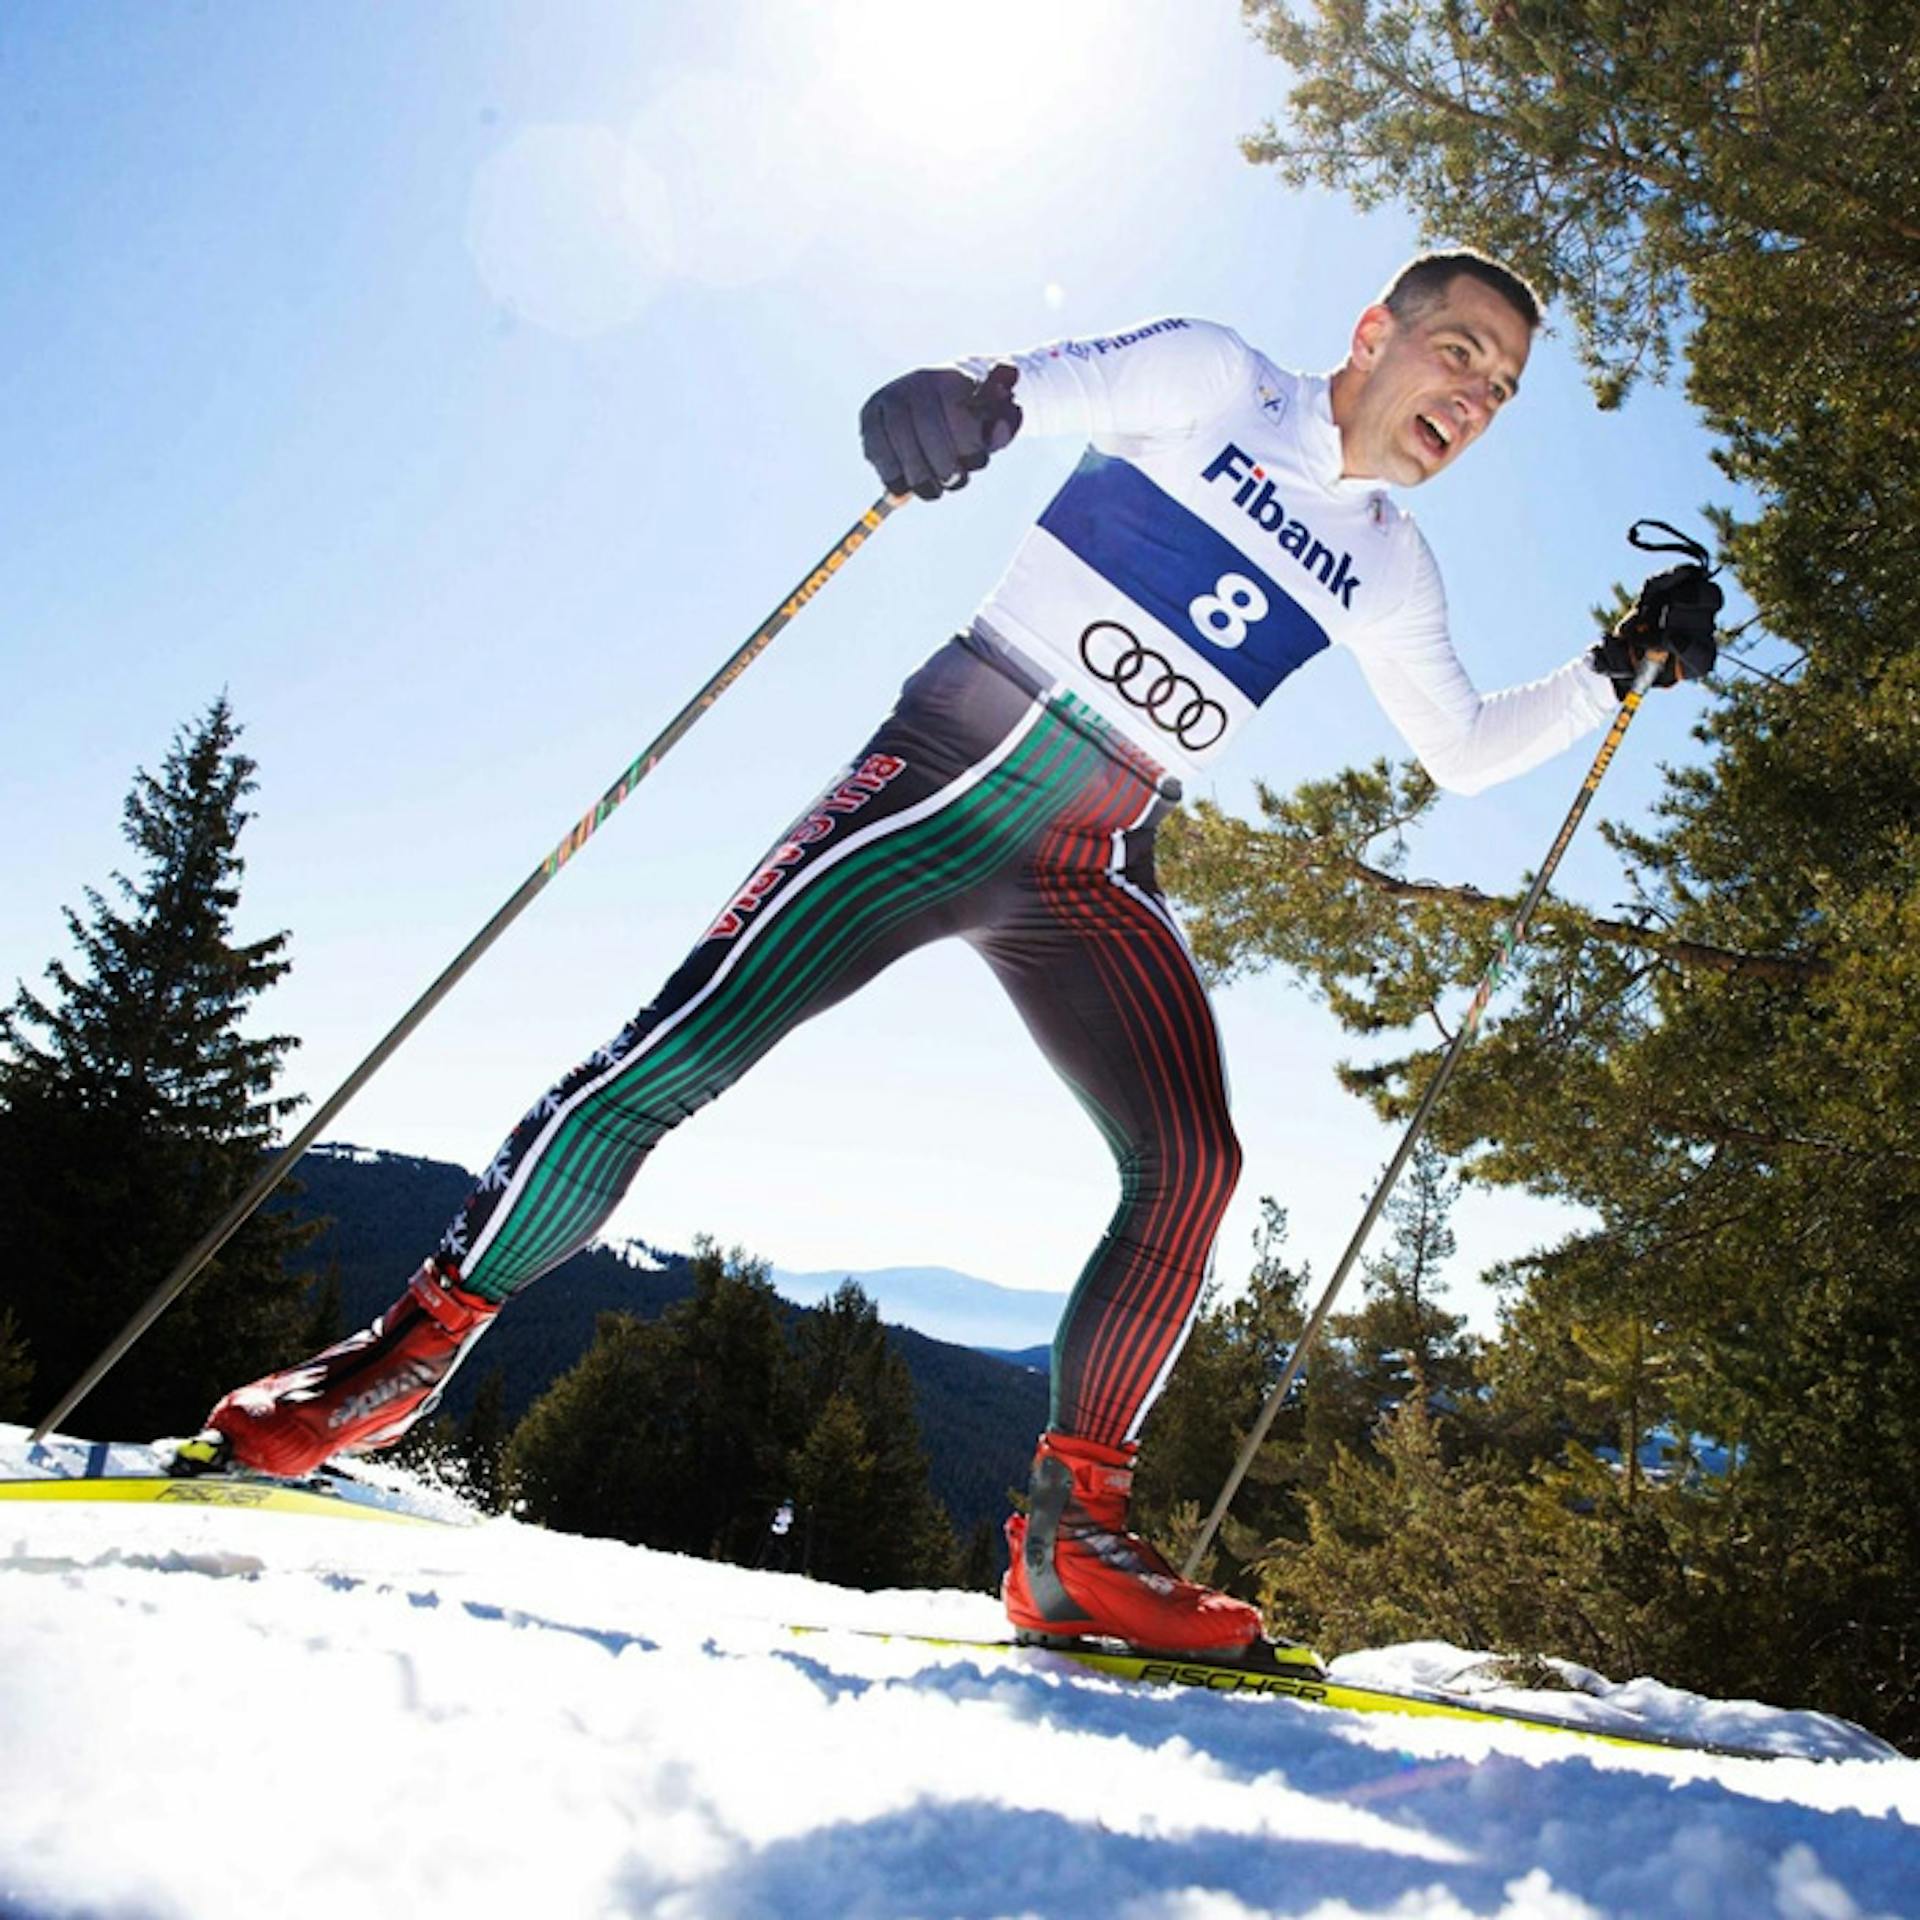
(1416, 412), (1453, 457)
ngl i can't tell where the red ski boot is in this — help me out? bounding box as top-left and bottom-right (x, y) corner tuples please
(1003, 1430), (1263, 1656)
(195, 1260), (496, 1478)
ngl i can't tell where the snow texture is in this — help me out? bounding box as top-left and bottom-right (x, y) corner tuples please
(0, 1434), (1916, 1919)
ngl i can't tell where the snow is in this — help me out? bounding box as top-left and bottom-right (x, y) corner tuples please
(308, 1140), (390, 1166)
(1, 1446), (1916, 1919)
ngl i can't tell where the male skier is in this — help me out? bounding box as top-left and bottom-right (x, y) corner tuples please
(189, 251), (1717, 1656)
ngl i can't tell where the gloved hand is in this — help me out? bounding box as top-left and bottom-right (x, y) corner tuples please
(860, 364), (1022, 501)
(1590, 562), (1722, 697)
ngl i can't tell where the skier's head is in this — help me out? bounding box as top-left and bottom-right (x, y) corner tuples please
(1331, 248), (1540, 489)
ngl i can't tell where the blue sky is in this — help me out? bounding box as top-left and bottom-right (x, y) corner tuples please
(1, 2), (1741, 1324)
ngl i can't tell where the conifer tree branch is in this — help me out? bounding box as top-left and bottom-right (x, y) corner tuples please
(1647, 1113), (1920, 1167)
(1327, 853), (1827, 985)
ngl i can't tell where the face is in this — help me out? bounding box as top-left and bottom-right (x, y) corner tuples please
(1333, 274), (1532, 486)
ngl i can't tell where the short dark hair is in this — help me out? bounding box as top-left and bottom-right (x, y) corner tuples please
(1379, 249), (1542, 333)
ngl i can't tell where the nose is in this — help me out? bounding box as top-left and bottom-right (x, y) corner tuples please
(1452, 385), (1491, 435)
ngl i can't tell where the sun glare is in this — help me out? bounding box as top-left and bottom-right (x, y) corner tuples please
(467, 125), (672, 337)
(813, 0), (1127, 176)
(465, 1), (1142, 337)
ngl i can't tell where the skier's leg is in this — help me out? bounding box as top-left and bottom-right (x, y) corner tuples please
(436, 640), (1109, 1307)
(974, 798), (1241, 1445)
(203, 640), (1131, 1473)
(971, 785), (1261, 1651)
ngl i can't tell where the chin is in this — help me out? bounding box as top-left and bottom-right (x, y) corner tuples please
(1410, 435), (1460, 485)
(1399, 419), (1461, 486)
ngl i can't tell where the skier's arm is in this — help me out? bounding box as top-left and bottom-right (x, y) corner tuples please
(956, 318), (1252, 443)
(1346, 541), (1619, 797)
(861, 318), (1250, 498)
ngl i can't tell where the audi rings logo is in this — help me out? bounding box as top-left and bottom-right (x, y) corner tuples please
(1078, 622), (1229, 752)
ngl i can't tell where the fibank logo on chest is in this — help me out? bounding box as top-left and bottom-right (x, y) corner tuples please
(1202, 445), (1362, 609)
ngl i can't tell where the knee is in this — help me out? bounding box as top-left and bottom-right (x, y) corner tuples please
(1185, 1094), (1241, 1190)
(1216, 1118), (1244, 1203)
(1128, 1108), (1241, 1216)
(1205, 1117), (1244, 1221)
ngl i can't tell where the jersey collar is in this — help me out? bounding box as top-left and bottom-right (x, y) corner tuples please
(1300, 370), (1389, 502)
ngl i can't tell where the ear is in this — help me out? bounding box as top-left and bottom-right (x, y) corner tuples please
(1348, 302), (1396, 372)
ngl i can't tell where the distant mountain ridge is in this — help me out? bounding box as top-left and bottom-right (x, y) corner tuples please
(978, 1345), (1050, 1373)
(277, 1144), (1045, 1532)
(770, 1264), (1069, 1354)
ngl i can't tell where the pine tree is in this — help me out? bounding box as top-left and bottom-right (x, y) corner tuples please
(298, 1267), (344, 1356)
(459, 1366), (510, 1512)
(675, 1245), (804, 1561)
(0, 1308), (32, 1423)
(1258, 1394), (1527, 1657)
(0, 698), (316, 1437)
(504, 1243), (798, 1560)
(786, 1280), (955, 1588)
(955, 1517), (1002, 1597)
(788, 1390), (880, 1580)
(1224, 1151), (1480, 1609)
(1360, 1140), (1468, 1403)
(498, 1311), (670, 1543)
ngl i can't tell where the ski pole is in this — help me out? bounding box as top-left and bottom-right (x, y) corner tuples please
(33, 493), (907, 1443)
(1182, 644), (1670, 1579)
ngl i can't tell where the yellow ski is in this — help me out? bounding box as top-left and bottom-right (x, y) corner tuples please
(784, 1625), (1801, 1762)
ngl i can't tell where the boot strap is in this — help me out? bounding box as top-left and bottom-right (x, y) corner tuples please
(407, 1262), (492, 1336)
(1041, 1436), (1134, 1504)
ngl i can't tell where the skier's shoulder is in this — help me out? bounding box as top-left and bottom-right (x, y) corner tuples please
(1378, 491), (1435, 559)
(1048, 315), (1263, 394)
(1059, 313), (1246, 357)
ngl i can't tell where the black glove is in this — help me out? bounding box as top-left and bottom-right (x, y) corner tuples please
(859, 364), (1022, 501)
(1590, 562), (1722, 697)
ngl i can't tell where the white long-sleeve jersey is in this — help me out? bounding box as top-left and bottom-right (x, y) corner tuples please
(958, 318), (1616, 792)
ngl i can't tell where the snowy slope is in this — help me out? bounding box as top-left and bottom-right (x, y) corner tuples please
(2, 1445), (1916, 1920)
